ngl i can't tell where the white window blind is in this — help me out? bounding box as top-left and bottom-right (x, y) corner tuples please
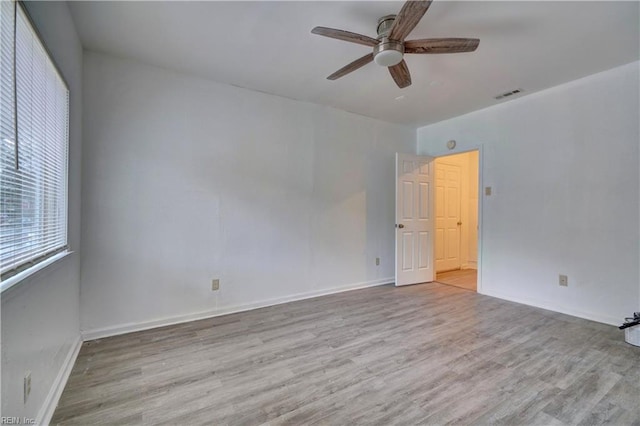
(0, 2), (69, 281)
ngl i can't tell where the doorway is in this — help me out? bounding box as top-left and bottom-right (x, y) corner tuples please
(434, 150), (479, 292)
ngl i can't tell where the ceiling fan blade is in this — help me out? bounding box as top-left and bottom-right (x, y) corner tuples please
(388, 0), (433, 42)
(405, 38), (480, 54)
(389, 60), (411, 88)
(327, 53), (374, 80)
(311, 27), (378, 47)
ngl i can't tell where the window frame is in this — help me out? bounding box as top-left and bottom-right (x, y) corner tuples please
(0, 1), (71, 291)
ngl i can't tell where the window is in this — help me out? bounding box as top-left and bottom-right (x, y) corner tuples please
(0, 1), (69, 283)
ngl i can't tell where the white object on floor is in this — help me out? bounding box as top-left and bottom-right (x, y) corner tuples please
(624, 324), (640, 347)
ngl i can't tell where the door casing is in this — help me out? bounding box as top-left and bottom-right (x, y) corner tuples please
(395, 146), (484, 293)
(432, 147), (483, 293)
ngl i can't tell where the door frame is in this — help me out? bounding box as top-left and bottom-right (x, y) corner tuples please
(430, 146), (484, 294)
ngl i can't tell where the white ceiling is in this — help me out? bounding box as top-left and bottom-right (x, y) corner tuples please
(68, 1), (639, 127)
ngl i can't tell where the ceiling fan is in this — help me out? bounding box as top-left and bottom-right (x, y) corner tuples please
(311, 0), (479, 89)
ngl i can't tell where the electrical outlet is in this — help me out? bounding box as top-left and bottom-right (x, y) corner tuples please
(211, 279), (220, 291)
(24, 371), (31, 404)
(559, 274), (568, 287)
(375, 257), (380, 266)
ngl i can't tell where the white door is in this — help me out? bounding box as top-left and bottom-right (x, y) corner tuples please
(395, 153), (435, 286)
(435, 162), (462, 272)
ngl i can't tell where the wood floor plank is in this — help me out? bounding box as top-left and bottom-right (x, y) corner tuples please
(51, 283), (640, 425)
(436, 269), (477, 291)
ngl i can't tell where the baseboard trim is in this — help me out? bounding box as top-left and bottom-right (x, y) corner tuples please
(480, 289), (620, 326)
(36, 336), (82, 426)
(82, 277), (394, 341)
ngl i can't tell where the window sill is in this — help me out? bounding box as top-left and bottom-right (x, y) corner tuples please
(1, 251), (74, 293)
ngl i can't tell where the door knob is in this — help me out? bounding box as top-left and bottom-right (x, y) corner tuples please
(397, 224), (405, 228)
(457, 221), (462, 226)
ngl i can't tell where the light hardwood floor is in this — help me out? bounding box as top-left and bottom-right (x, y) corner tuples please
(52, 283), (639, 425)
(436, 269), (477, 292)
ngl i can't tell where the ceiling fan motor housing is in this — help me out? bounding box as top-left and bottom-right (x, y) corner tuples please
(376, 15), (396, 38)
(374, 15), (403, 67)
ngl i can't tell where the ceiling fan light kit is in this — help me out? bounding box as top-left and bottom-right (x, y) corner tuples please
(373, 40), (404, 67)
(373, 15), (404, 67)
(311, 0), (479, 89)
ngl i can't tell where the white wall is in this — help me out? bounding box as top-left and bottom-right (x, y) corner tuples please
(80, 52), (415, 337)
(1, 1), (82, 422)
(418, 62), (640, 325)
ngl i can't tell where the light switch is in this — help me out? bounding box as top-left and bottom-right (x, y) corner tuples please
(485, 186), (492, 196)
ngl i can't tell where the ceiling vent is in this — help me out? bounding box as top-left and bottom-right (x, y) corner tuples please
(494, 89), (523, 100)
